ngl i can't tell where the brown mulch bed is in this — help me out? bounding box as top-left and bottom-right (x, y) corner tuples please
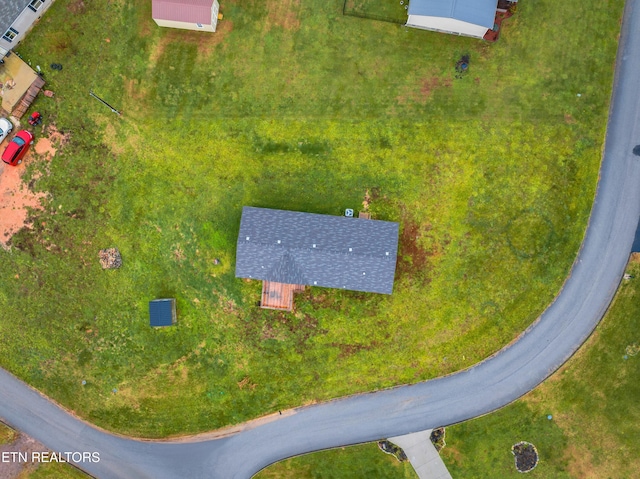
(430, 427), (446, 451)
(512, 441), (539, 472)
(378, 440), (408, 462)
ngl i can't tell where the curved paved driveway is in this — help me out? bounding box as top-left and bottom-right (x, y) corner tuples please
(3, 1), (640, 478)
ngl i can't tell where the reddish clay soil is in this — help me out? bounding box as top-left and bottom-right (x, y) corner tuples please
(28, 125), (69, 162)
(34, 137), (55, 157)
(36, 125), (69, 159)
(0, 125), (63, 249)
(0, 159), (47, 249)
(397, 219), (430, 276)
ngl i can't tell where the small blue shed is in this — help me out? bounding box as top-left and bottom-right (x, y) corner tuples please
(149, 298), (177, 327)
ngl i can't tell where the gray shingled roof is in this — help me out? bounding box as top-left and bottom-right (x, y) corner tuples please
(0, 1), (29, 35)
(408, 0), (497, 29)
(235, 207), (399, 295)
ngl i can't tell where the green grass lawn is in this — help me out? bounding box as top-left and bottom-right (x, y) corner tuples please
(256, 258), (640, 478)
(22, 462), (89, 479)
(343, 0), (409, 24)
(0, 0), (623, 437)
(256, 443), (418, 479)
(462, 257), (640, 478)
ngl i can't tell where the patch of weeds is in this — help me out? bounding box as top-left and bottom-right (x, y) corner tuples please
(0, 422), (17, 445)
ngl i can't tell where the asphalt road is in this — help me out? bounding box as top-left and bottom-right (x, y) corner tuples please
(2, 1), (640, 477)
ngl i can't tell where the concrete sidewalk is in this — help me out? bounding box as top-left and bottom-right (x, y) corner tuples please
(389, 430), (452, 479)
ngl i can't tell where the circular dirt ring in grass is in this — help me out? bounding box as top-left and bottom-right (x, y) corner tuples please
(511, 441), (539, 473)
(506, 210), (554, 259)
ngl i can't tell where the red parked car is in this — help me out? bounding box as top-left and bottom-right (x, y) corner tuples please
(1, 130), (34, 166)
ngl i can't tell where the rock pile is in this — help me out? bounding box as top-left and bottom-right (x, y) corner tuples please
(99, 248), (122, 269)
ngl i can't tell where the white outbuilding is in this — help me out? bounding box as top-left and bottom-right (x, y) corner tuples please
(152, 0), (220, 32)
(406, 0), (498, 39)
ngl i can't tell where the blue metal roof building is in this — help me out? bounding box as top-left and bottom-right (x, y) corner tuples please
(406, 0), (498, 39)
(149, 299), (177, 327)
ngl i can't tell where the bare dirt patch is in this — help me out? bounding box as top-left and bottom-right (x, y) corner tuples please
(0, 161), (47, 250)
(34, 137), (55, 157)
(563, 443), (596, 479)
(441, 445), (463, 464)
(397, 74), (453, 106)
(397, 219), (430, 277)
(266, 0), (301, 31)
(34, 125), (70, 160)
(420, 77), (442, 98)
(67, 0), (86, 14)
(148, 21), (234, 66)
(251, 308), (325, 352)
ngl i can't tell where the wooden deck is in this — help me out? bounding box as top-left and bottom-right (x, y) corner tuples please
(12, 76), (45, 118)
(261, 281), (305, 311)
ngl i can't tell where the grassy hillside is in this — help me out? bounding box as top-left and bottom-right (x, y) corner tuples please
(0, 0), (623, 437)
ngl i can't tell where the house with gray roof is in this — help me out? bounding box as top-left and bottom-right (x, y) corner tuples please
(235, 207), (399, 311)
(1, 0), (54, 58)
(406, 0), (500, 39)
(152, 0), (220, 33)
